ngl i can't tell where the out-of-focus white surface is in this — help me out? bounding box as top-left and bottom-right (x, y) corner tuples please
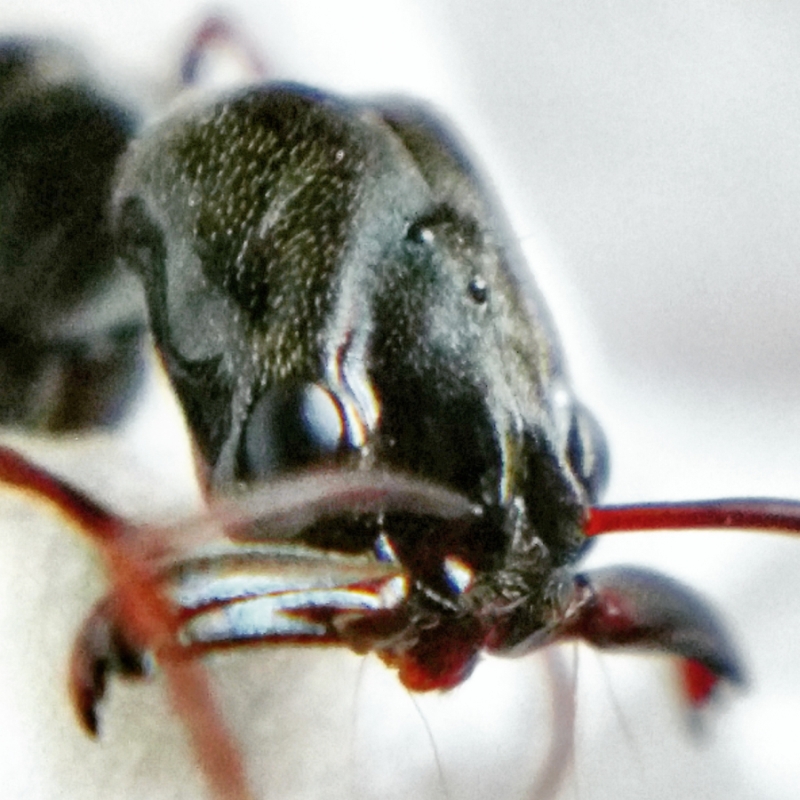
(1, 2), (800, 799)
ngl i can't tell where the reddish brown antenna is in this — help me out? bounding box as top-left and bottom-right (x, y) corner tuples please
(586, 499), (800, 537)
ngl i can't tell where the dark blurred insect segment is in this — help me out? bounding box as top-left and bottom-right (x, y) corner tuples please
(0, 38), (145, 430)
(2, 26), (800, 800)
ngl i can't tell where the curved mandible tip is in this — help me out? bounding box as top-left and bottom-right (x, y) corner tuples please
(551, 566), (744, 705)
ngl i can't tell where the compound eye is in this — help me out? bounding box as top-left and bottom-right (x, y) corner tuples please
(238, 383), (345, 480)
(566, 403), (609, 502)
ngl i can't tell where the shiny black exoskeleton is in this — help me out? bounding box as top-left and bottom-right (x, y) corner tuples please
(112, 84), (620, 686)
(0, 35), (741, 726)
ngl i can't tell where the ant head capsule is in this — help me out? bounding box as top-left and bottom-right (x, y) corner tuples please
(111, 83), (611, 686)
(114, 83), (593, 546)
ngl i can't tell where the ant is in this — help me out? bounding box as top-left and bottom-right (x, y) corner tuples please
(1, 15), (799, 800)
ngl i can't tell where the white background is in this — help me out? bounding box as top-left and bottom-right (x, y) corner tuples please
(0, 1), (799, 799)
